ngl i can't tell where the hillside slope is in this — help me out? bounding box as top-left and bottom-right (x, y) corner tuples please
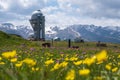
(0, 31), (27, 46)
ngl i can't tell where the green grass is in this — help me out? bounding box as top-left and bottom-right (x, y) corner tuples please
(0, 31), (27, 46)
(0, 31), (120, 80)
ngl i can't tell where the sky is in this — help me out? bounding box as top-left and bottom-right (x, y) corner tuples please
(0, 0), (120, 28)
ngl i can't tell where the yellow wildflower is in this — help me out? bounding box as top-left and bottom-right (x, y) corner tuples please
(65, 69), (75, 80)
(118, 62), (120, 66)
(69, 57), (78, 61)
(83, 58), (92, 66)
(23, 58), (36, 66)
(10, 58), (17, 62)
(118, 55), (120, 58)
(51, 61), (68, 71)
(15, 62), (23, 67)
(83, 58), (89, 64)
(79, 69), (90, 76)
(95, 50), (107, 63)
(50, 63), (60, 71)
(96, 61), (103, 64)
(2, 50), (17, 59)
(45, 59), (54, 66)
(73, 60), (82, 66)
(112, 67), (118, 72)
(0, 57), (2, 60)
(0, 62), (5, 65)
(65, 57), (69, 61)
(105, 64), (112, 70)
(83, 55), (96, 66)
(89, 56), (96, 64)
(60, 61), (68, 68)
(94, 76), (103, 80)
(32, 67), (39, 71)
(60, 54), (64, 57)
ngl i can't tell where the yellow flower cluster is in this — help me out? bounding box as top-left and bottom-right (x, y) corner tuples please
(65, 69), (75, 80)
(2, 50), (17, 59)
(69, 57), (78, 61)
(0, 50), (37, 69)
(45, 59), (54, 66)
(95, 50), (107, 63)
(1, 50), (17, 63)
(23, 58), (36, 66)
(51, 61), (68, 71)
(73, 50), (107, 66)
(83, 56), (96, 66)
(15, 58), (36, 67)
(0, 49), (120, 79)
(105, 63), (118, 72)
(112, 67), (118, 72)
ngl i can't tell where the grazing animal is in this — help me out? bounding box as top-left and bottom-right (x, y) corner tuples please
(42, 43), (51, 47)
(96, 41), (107, 47)
(72, 46), (79, 49)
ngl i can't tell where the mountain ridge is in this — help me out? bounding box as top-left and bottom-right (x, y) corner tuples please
(0, 23), (120, 43)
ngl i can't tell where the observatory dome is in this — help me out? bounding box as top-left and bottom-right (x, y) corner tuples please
(31, 10), (43, 19)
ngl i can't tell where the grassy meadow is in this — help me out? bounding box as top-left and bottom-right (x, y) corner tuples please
(0, 31), (120, 80)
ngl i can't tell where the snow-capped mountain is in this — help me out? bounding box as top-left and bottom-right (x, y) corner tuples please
(0, 23), (33, 39)
(70, 24), (120, 43)
(46, 26), (81, 40)
(0, 23), (120, 43)
(46, 24), (120, 43)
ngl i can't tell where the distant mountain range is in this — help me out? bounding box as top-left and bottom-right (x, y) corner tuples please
(46, 25), (120, 43)
(0, 23), (120, 43)
(70, 25), (120, 43)
(0, 23), (33, 39)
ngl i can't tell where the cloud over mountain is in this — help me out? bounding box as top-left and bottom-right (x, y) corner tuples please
(0, 0), (120, 27)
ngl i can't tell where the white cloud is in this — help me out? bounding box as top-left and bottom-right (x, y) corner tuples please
(0, 0), (45, 24)
(0, 0), (11, 10)
(0, 0), (45, 14)
(42, 6), (58, 14)
(0, 0), (120, 27)
(20, 0), (45, 8)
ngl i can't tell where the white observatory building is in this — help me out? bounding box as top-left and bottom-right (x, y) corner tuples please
(29, 10), (45, 40)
